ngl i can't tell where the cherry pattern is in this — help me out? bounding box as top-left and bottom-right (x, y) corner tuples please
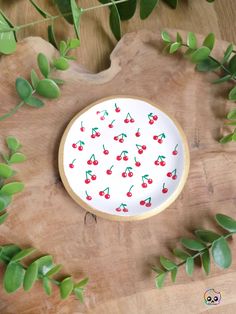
(64, 99), (184, 217)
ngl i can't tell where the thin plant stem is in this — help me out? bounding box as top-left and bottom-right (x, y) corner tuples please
(82, 0), (128, 12)
(0, 101), (25, 121)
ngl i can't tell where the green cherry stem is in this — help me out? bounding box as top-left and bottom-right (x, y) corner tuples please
(128, 185), (134, 192)
(144, 197), (151, 203)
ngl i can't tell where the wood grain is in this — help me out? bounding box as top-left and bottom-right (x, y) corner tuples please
(0, 29), (236, 313)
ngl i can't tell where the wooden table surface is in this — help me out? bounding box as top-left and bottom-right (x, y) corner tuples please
(0, 0), (236, 72)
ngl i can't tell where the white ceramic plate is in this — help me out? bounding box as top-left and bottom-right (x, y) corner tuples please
(59, 96), (190, 221)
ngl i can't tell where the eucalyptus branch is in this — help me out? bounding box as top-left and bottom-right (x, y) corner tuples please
(161, 30), (236, 144)
(0, 136), (26, 224)
(153, 213), (236, 288)
(0, 244), (88, 300)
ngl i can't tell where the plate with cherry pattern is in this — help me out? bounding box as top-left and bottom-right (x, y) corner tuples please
(59, 96), (190, 221)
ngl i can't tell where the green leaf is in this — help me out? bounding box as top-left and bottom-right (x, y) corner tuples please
(53, 57), (69, 70)
(68, 38), (80, 49)
(173, 248), (190, 260)
(60, 277), (74, 299)
(225, 121), (236, 126)
(0, 197), (6, 212)
(195, 230), (221, 243)
(109, 2), (122, 41)
(223, 43), (234, 63)
(0, 212), (8, 224)
(23, 262), (38, 291)
(196, 58), (220, 72)
(163, 0), (178, 9)
(227, 109), (236, 120)
(212, 74), (231, 84)
(9, 152), (26, 164)
(181, 238), (206, 251)
(215, 214), (236, 233)
(140, 0), (159, 20)
(45, 264), (62, 277)
(4, 263), (25, 293)
(185, 257), (194, 276)
(15, 77), (33, 101)
(155, 272), (166, 288)
(176, 32), (183, 44)
(37, 53), (50, 78)
(171, 268), (178, 282)
(0, 11), (16, 54)
(201, 250), (210, 275)
(160, 256), (176, 270)
(190, 47), (211, 63)
(228, 86), (236, 101)
(187, 32), (197, 50)
(11, 248), (36, 263)
(6, 136), (20, 152)
(220, 133), (233, 143)
(29, 0), (51, 18)
(0, 163), (13, 179)
(30, 69), (40, 89)
(169, 42), (181, 54)
(70, 0), (82, 39)
(74, 287), (84, 302)
(36, 79), (60, 99)
(48, 24), (58, 49)
(228, 54), (236, 74)
(1, 244), (21, 262)
(59, 41), (67, 55)
(35, 255), (53, 276)
(161, 31), (171, 43)
(116, 0), (137, 21)
(25, 96), (44, 108)
(55, 0), (73, 24)
(212, 237), (232, 268)
(203, 33), (215, 51)
(75, 277), (89, 288)
(43, 277), (52, 295)
(0, 9), (17, 41)
(1, 182), (24, 195)
(0, 194), (12, 210)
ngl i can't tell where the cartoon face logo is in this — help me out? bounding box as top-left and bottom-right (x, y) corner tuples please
(204, 289), (221, 305)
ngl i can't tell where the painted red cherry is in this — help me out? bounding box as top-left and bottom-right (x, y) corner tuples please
(109, 124), (113, 128)
(127, 192), (132, 197)
(172, 175), (177, 180)
(135, 162), (141, 167)
(80, 127), (85, 132)
(86, 196), (92, 201)
(146, 203), (151, 207)
(78, 146), (83, 151)
(136, 132), (140, 137)
(96, 111), (100, 114)
(114, 136), (118, 141)
(130, 118), (135, 123)
(119, 139), (124, 143)
(100, 116), (105, 120)
(158, 139), (163, 144)
(160, 161), (166, 167)
(153, 135), (158, 140)
(123, 208), (128, 212)
(153, 115), (158, 121)
(104, 150), (109, 155)
(91, 175), (96, 180)
(173, 150), (178, 155)
(167, 172), (172, 177)
(107, 169), (112, 175)
(122, 172), (127, 178)
(116, 207), (121, 212)
(138, 149), (143, 154)
(91, 134), (96, 139)
(85, 179), (90, 184)
(115, 107), (120, 112)
(93, 160), (98, 165)
(99, 191), (104, 196)
(154, 160), (159, 166)
(128, 172), (133, 177)
(142, 183), (147, 188)
(87, 160), (93, 165)
(124, 118), (129, 123)
(140, 200), (145, 205)
(69, 164), (74, 168)
(72, 143), (77, 148)
(105, 194), (110, 199)
(117, 156), (122, 161)
(142, 145), (146, 150)
(162, 188), (168, 193)
(123, 156), (128, 161)
(96, 132), (100, 137)
(149, 120), (154, 125)
(148, 179), (153, 184)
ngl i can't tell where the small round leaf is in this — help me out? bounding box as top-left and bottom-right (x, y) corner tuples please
(215, 214), (236, 233)
(190, 47), (211, 63)
(181, 238), (206, 251)
(0, 163), (13, 178)
(53, 57), (69, 70)
(36, 79), (60, 99)
(1, 182), (24, 195)
(185, 257), (194, 276)
(23, 262), (38, 291)
(60, 277), (74, 299)
(37, 53), (50, 78)
(6, 136), (20, 152)
(4, 263), (25, 293)
(25, 96), (44, 108)
(212, 237), (232, 269)
(15, 77), (33, 101)
(9, 153), (27, 164)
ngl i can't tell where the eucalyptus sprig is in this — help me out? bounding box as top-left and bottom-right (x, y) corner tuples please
(0, 136), (26, 224)
(0, 38), (80, 122)
(0, 244), (88, 300)
(153, 213), (236, 288)
(161, 30), (236, 144)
